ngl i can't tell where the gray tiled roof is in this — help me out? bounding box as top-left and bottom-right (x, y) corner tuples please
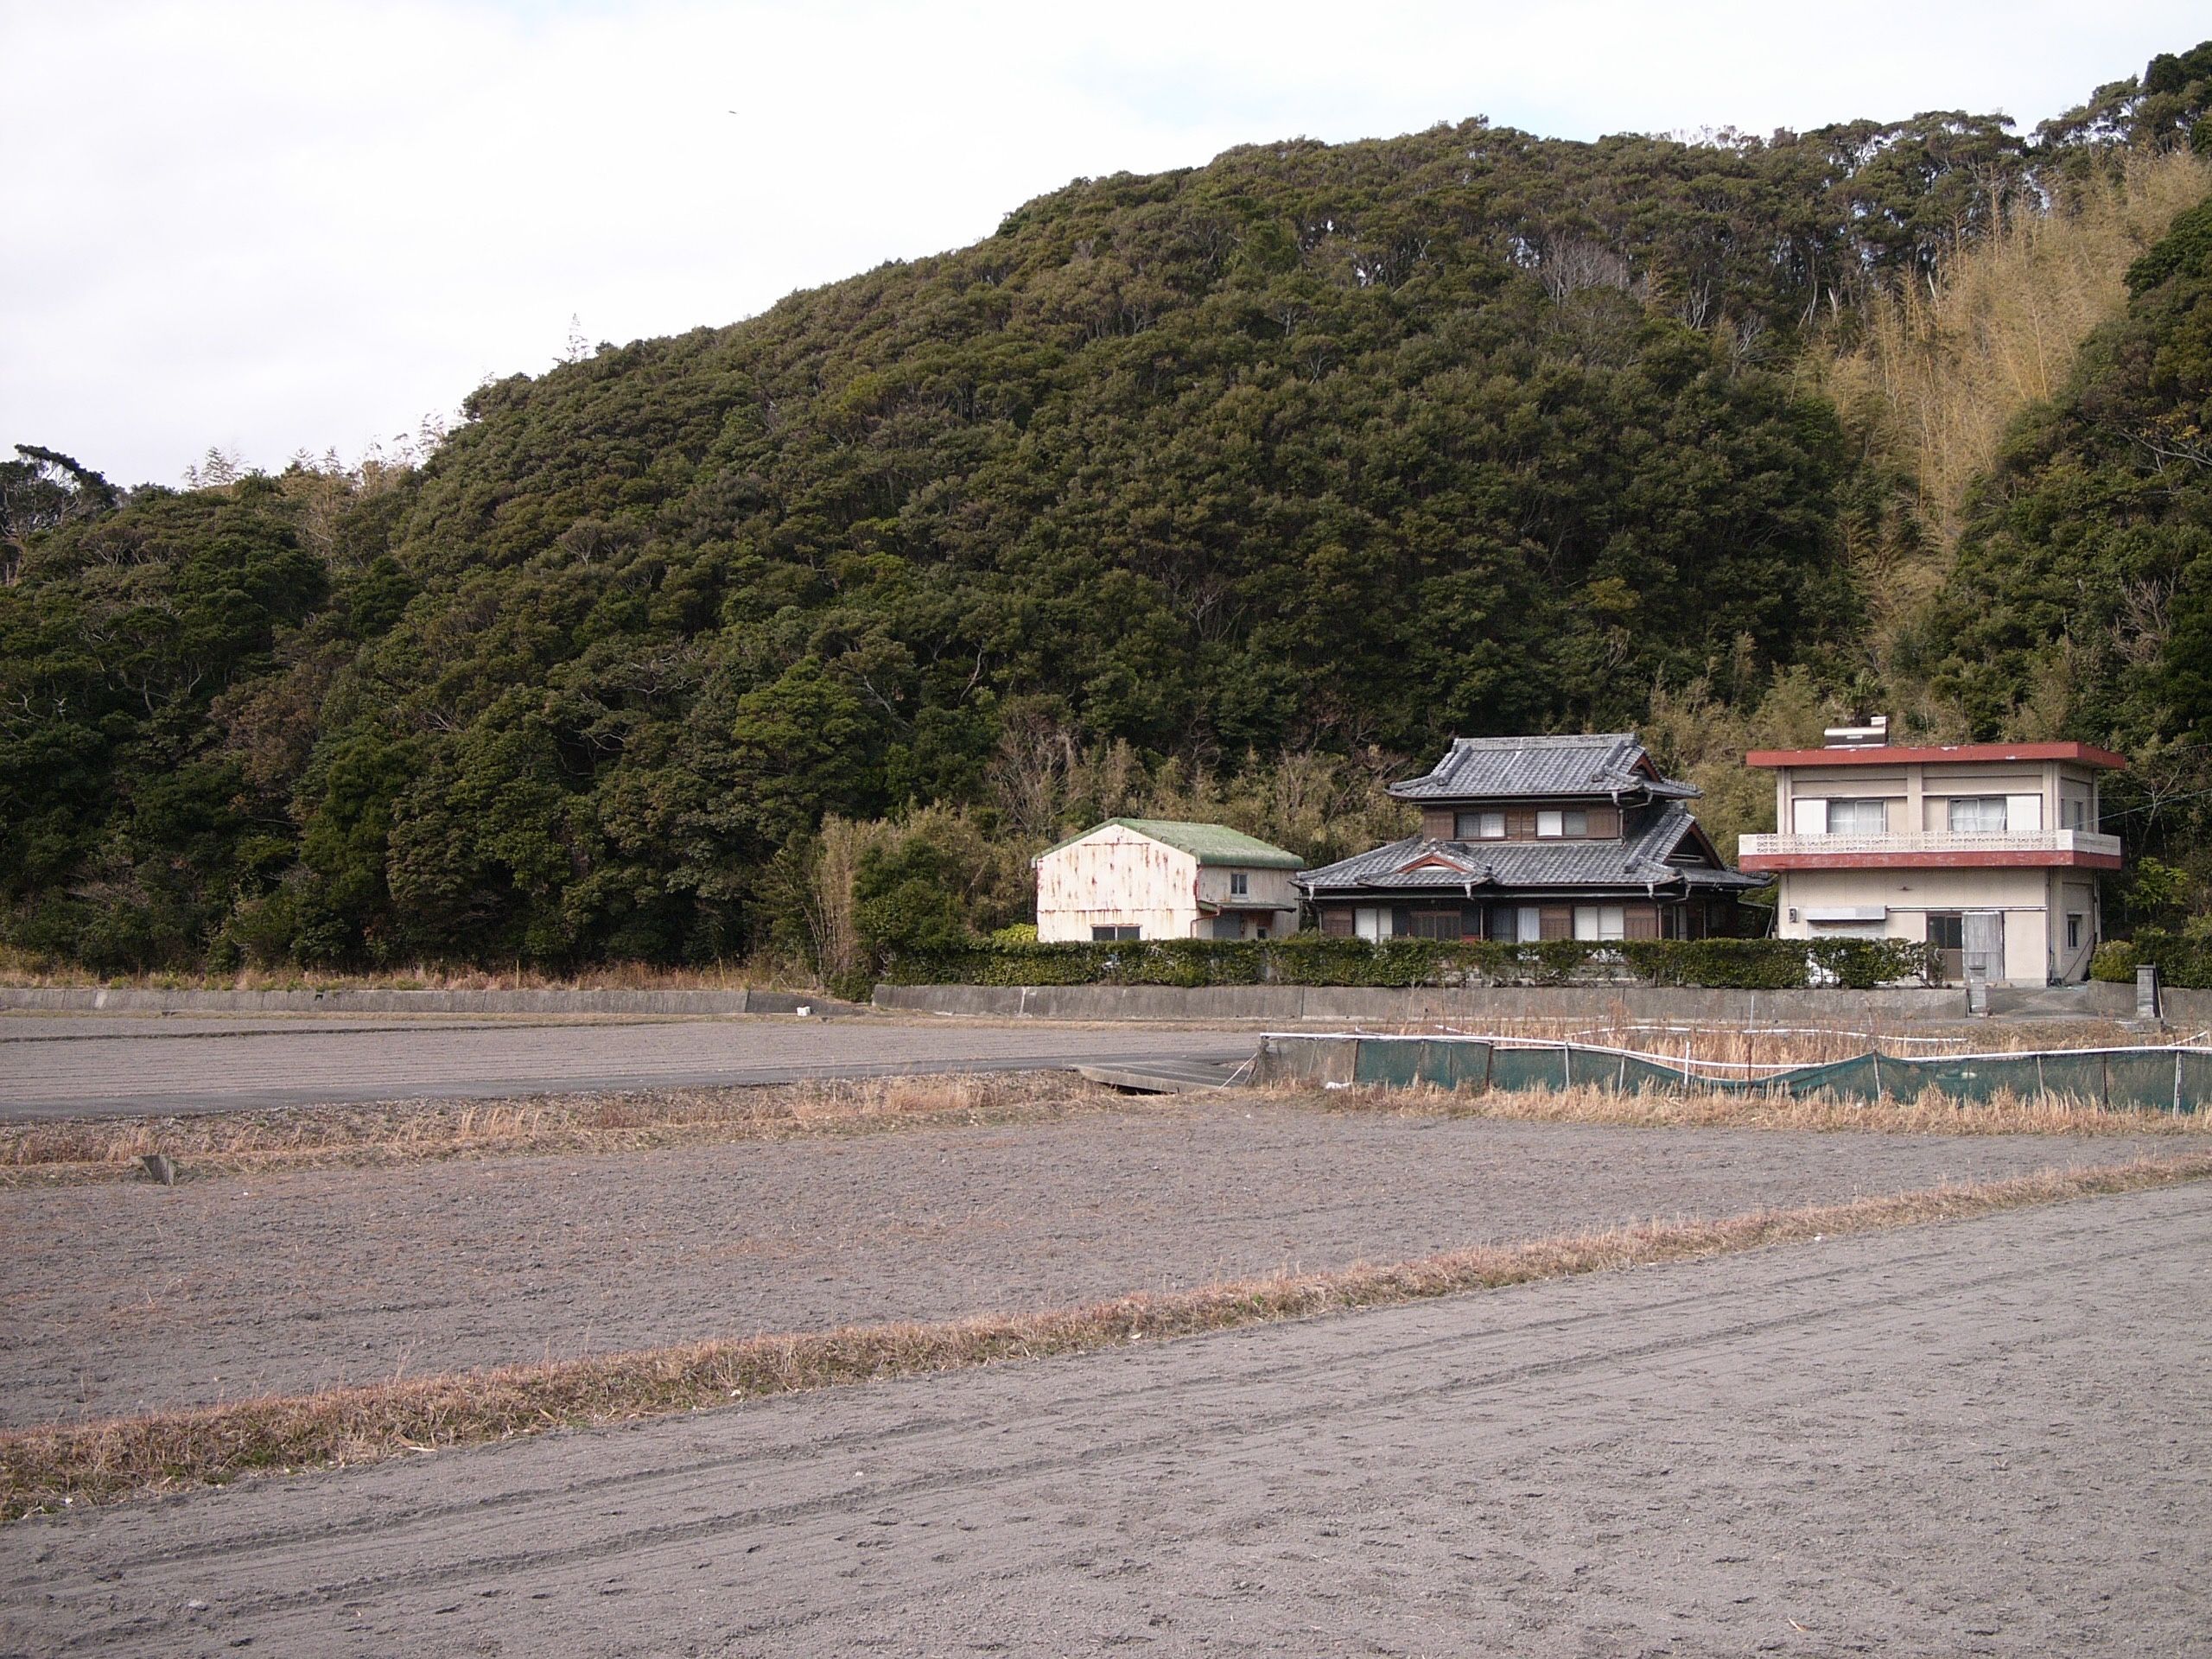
(1388, 733), (1699, 802)
(1297, 805), (1764, 896)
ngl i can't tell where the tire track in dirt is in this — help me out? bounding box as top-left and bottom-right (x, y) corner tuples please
(12, 1189), (2205, 1655)
(2, 1205), (2141, 1583)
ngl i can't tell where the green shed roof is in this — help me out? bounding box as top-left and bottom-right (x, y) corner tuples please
(1040, 818), (1305, 868)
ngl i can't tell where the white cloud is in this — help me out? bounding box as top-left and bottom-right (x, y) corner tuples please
(2, 0), (2201, 486)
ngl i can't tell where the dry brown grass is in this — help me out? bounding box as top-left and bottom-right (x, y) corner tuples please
(1294, 1079), (2211, 1138)
(5, 1152), (2203, 1522)
(0, 1072), (1116, 1186)
(1820, 148), (2211, 549)
(1402, 1014), (2171, 1071)
(0, 950), (794, 995)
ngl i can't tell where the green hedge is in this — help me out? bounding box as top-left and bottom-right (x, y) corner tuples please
(880, 935), (1938, 992)
(2094, 932), (2212, 988)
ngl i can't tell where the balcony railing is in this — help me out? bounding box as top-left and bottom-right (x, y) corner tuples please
(1738, 829), (2122, 861)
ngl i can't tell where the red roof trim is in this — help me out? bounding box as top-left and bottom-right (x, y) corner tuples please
(1744, 741), (2126, 771)
(1741, 849), (2125, 872)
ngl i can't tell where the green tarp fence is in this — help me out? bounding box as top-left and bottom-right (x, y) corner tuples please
(1254, 1035), (2212, 1112)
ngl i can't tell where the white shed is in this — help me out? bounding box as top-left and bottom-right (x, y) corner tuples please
(1033, 819), (1306, 942)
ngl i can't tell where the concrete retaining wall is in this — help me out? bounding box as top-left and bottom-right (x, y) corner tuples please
(874, 982), (1969, 1024)
(0, 986), (835, 1017)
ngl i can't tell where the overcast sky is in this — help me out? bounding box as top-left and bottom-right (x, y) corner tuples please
(5, 1), (2203, 488)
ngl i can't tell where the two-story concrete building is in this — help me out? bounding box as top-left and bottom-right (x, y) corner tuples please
(1738, 721), (2126, 984)
(1032, 819), (1305, 942)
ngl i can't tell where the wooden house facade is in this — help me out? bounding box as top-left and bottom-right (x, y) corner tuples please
(1297, 734), (1762, 941)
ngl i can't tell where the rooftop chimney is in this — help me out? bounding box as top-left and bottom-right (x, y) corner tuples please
(1821, 715), (1890, 749)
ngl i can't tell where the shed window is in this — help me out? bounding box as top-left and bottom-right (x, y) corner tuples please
(1456, 810), (1506, 840)
(1229, 872), (1249, 896)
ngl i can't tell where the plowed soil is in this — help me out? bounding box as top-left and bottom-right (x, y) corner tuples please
(2, 1183), (2204, 1656)
(0, 1096), (2170, 1426)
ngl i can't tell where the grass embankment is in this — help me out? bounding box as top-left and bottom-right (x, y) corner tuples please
(1319, 1081), (2212, 1139)
(0, 950), (792, 994)
(8, 1059), (2206, 1188)
(0, 1073), (1114, 1185)
(5, 1153), (2206, 1521)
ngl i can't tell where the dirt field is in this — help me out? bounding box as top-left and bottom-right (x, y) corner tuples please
(0, 1094), (2175, 1427)
(1, 1182), (2202, 1656)
(0, 1012), (1250, 1118)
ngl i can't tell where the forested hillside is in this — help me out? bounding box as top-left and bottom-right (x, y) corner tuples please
(6, 44), (2212, 976)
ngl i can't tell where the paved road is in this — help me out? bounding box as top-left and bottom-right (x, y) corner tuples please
(0, 1013), (1254, 1119)
(3, 1183), (2203, 1656)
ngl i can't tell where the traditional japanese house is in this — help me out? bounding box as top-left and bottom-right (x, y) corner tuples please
(1297, 734), (1763, 942)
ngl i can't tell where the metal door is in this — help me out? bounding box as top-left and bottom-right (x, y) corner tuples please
(1963, 911), (2005, 982)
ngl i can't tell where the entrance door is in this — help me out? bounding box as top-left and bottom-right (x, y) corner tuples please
(1962, 911), (2005, 982)
(1928, 913), (1962, 982)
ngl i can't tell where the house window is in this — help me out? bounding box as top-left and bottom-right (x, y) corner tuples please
(1573, 905), (1626, 942)
(1408, 909), (1464, 940)
(1826, 798), (1888, 835)
(2067, 913), (2083, 950)
(1254, 926), (1269, 941)
(1319, 909), (1354, 938)
(1211, 916), (1243, 940)
(1229, 871), (1249, 896)
(1355, 906), (1389, 941)
(1091, 925), (1141, 942)
(1536, 810), (1589, 838)
(1948, 798), (2009, 834)
(1538, 906), (1573, 941)
(1456, 810), (1506, 840)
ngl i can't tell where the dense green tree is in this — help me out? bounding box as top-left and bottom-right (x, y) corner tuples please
(7, 42), (2212, 969)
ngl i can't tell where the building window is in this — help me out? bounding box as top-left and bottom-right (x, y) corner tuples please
(2067, 913), (2083, 950)
(1573, 905), (1626, 942)
(1456, 810), (1506, 840)
(1355, 906), (1389, 941)
(1229, 871), (1249, 896)
(1091, 925), (1141, 942)
(1211, 916), (1243, 940)
(1319, 910), (1354, 938)
(1254, 926), (1269, 941)
(1826, 798), (1888, 835)
(1948, 798), (2009, 833)
(1536, 810), (1588, 838)
(1408, 909), (1463, 940)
